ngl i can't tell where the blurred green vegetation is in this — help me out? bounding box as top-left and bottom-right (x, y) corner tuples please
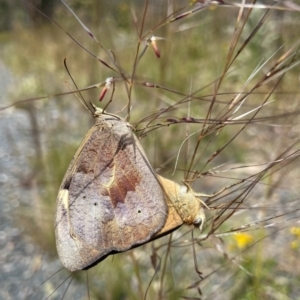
(1, 0), (300, 299)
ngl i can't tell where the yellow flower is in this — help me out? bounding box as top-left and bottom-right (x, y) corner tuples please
(234, 233), (254, 249)
(290, 227), (300, 238)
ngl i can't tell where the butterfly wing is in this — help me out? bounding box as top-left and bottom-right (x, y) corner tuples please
(55, 114), (168, 271)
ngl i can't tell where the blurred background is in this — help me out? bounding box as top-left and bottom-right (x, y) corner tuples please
(1, 0), (300, 299)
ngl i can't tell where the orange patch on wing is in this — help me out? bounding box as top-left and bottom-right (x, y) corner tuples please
(103, 151), (141, 207)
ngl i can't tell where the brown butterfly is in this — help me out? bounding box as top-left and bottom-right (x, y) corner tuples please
(55, 105), (205, 272)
